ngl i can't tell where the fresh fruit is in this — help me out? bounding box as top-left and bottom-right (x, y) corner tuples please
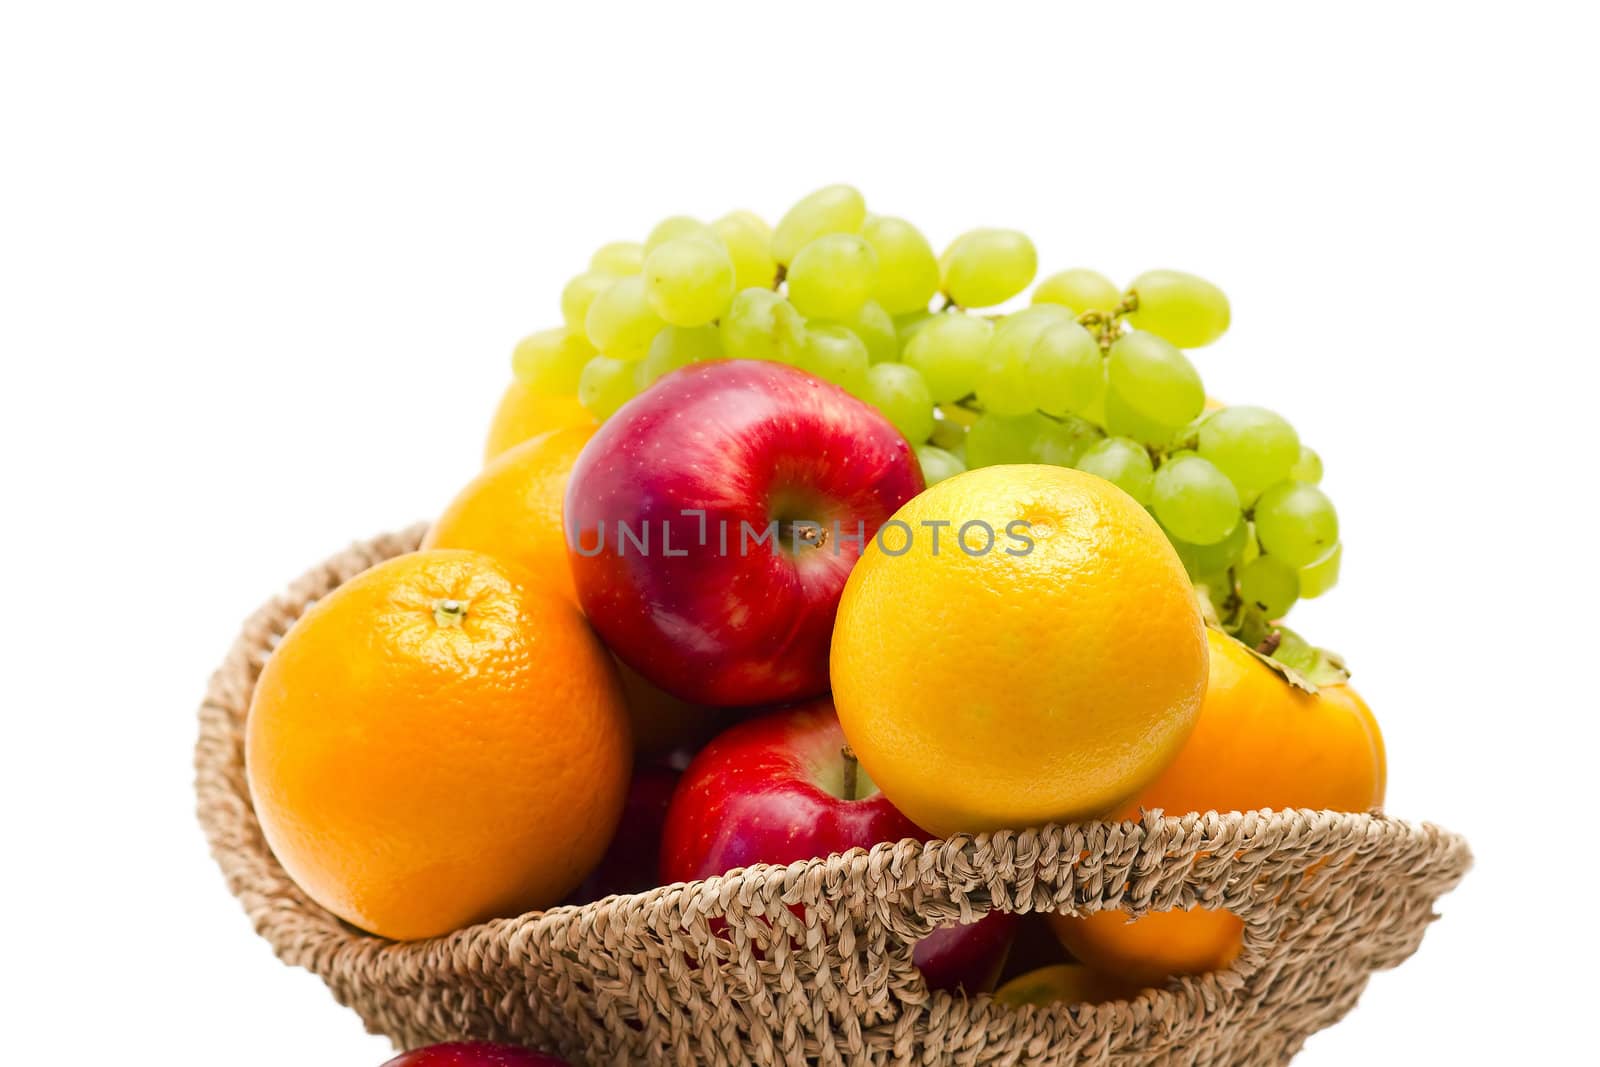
(787, 233), (877, 319)
(940, 228), (1037, 308)
(913, 912), (1019, 995)
(584, 275), (665, 361)
(1150, 453), (1241, 546)
(1197, 406), (1300, 498)
(643, 237), (736, 327)
(1124, 269), (1231, 348)
(483, 380), (594, 464)
(902, 313), (993, 403)
(720, 287), (806, 363)
(1253, 481), (1340, 567)
(659, 702), (925, 884)
(381, 1044), (571, 1067)
(915, 444), (965, 486)
(511, 328), (594, 394)
(861, 215), (940, 313)
(1048, 627), (1385, 984)
(424, 425), (595, 604)
(566, 360), (924, 707)
(1032, 269), (1121, 315)
(830, 465), (1208, 836)
(861, 362), (934, 443)
(571, 763), (681, 904)
(614, 660), (722, 758)
(772, 183), (866, 265)
(246, 550), (631, 940)
(993, 963), (1141, 1008)
(659, 701), (1015, 993)
(511, 185), (1344, 642)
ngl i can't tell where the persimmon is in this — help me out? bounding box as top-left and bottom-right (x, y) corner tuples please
(1049, 627), (1385, 984)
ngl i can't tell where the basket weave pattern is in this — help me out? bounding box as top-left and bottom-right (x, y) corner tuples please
(195, 528), (1471, 1066)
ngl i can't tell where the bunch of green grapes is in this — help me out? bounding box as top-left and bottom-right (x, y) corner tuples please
(508, 184), (1342, 633)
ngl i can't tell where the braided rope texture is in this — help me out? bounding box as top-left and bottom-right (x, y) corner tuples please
(195, 528), (1471, 1066)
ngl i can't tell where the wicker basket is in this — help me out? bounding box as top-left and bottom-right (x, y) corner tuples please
(195, 528), (1471, 1066)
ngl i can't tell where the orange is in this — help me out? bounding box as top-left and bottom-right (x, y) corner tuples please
(830, 464), (1208, 837)
(1048, 627), (1386, 983)
(245, 549), (630, 940)
(483, 379), (594, 464)
(424, 425), (595, 605)
(993, 964), (1142, 1008)
(426, 426), (719, 756)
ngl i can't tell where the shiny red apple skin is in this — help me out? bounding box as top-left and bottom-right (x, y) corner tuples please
(564, 360), (924, 708)
(380, 1042), (570, 1066)
(659, 700), (1014, 993)
(569, 762), (681, 904)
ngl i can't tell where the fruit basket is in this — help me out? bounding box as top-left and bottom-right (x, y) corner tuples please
(197, 528), (1471, 1067)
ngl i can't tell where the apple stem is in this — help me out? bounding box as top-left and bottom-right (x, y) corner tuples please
(841, 745), (859, 801)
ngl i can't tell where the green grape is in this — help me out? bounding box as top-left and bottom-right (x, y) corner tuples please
(861, 215), (940, 314)
(1032, 414), (1102, 467)
(772, 184), (866, 265)
(894, 309), (937, 347)
(1151, 453), (1241, 545)
(796, 324), (870, 394)
(1253, 481), (1339, 567)
(644, 215), (718, 254)
(928, 412), (966, 454)
(823, 300), (897, 363)
(1237, 555), (1299, 619)
(1241, 520), (1262, 566)
(965, 411), (1050, 468)
(720, 288), (806, 362)
(712, 213), (778, 291)
(1290, 445), (1323, 484)
(511, 327), (594, 394)
(861, 362), (934, 442)
(1032, 268), (1121, 314)
(1106, 330), (1205, 430)
(560, 271), (616, 332)
(643, 237), (736, 326)
(915, 444), (966, 486)
(584, 275), (666, 360)
(1298, 542), (1342, 598)
(1198, 405), (1301, 497)
(902, 313), (994, 403)
(787, 233), (878, 319)
(978, 308), (1103, 417)
(639, 325), (722, 389)
(1169, 519), (1249, 581)
(589, 241), (645, 276)
(940, 228), (1037, 308)
(577, 355), (638, 420)
(1075, 436), (1155, 505)
(1125, 269), (1231, 348)
(1102, 387), (1189, 446)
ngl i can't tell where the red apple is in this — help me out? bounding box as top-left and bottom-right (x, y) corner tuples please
(569, 762), (681, 904)
(660, 700), (1014, 993)
(381, 1043), (570, 1066)
(564, 360), (923, 707)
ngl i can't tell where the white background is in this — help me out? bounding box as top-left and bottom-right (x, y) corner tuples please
(3, 2), (1596, 1063)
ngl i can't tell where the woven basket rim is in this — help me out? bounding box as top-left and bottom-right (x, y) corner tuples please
(195, 526), (1473, 1065)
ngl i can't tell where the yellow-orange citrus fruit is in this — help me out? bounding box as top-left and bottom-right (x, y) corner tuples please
(483, 379), (594, 464)
(830, 464), (1207, 837)
(1049, 627), (1386, 983)
(424, 425), (595, 605)
(993, 963), (1142, 1008)
(245, 549), (630, 940)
